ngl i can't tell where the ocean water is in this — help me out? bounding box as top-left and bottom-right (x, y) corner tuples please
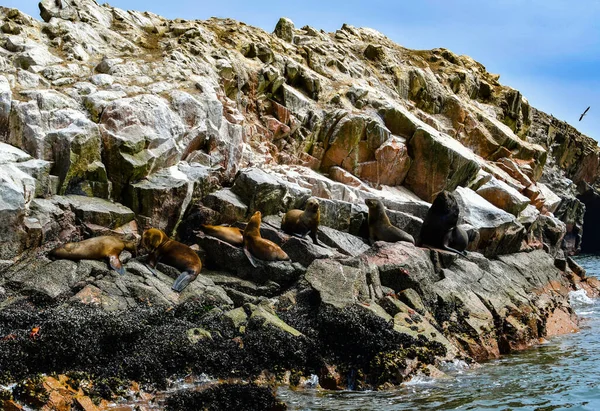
(280, 255), (600, 411)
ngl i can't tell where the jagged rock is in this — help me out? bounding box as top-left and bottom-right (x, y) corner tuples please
(318, 226), (370, 256)
(455, 187), (525, 256)
(231, 168), (311, 216)
(202, 188), (248, 224)
(305, 259), (369, 308)
(127, 164), (217, 232)
(55, 195), (135, 229)
(362, 242), (438, 301)
(537, 182), (562, 213)
(405, 127), (481, 202)
(99, 94), (185, 194)
(274, 17), (295, 42)
(476, 176), (530, 216)
(0, 3), (597, 397)
(67, 259), (233, 311)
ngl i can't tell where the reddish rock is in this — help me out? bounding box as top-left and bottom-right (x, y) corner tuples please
(522, 184), (544, 209)
(328, 166), (364, 188)
(405, 127), (480, 202)
(368, 137), (411, 186)
(298, 152), (320, 170)
(495, 157), (533, 187)
(476, 177), (530, 216)
(262, 115), (291, 140)
(545, 307), (578, 337)
(2, 400), (24, 411)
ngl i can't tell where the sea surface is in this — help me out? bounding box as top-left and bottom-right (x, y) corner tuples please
(279, 255), (600, 411)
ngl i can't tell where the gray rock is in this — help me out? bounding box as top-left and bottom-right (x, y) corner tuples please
(7, 259), (82, 299)
(232, 168), (311, 216)
(318, 226), (370, 257)
(203, 188), (248, 224)
(455, 186), (526, 256)
(305, 259), (368, 308)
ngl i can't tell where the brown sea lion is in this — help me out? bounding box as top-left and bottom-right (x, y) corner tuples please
(281, 197), (321, 245)
(243, 211), (290, 267)
(141, 228), (202, 292)
(419, 190), (471, 256)
(199, 224), (244, 247)
(365, 198), (415, 245)
(49, 236), (137, 275)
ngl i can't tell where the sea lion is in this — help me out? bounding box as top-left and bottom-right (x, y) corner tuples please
(243, 211), (290, 267)
(199, 224), (243, 247)
(49, 236), (137, 275)
(141, 228), (202, 292)
(419, 190), (470, 256)
(365, 198), (415, 245)
(281, 197), (321, 245)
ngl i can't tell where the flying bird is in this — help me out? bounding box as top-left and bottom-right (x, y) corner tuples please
(579, 106), (590, 121)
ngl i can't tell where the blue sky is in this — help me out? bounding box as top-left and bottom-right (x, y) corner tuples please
(7, 0), (600, 141)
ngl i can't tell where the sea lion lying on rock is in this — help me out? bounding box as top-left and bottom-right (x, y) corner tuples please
(199, 224), (244, 247)
(243, 211), (290, 267)
(49, 236), (137, 275)
(141, 228), (202, 292)
(365, 198), (415, 245)
(281, 197), (321, 245)
(419, 190), (471, 256)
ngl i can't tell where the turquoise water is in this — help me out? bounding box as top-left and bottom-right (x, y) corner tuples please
(280, 255), (600, 411)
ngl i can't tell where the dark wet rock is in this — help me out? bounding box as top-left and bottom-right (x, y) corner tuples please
(165, 383), (287, 411)
(281, 237), (344, 267)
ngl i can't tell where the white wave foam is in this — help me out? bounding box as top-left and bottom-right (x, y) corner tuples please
(441, 359), (471, 373)
(301, 374), (319, 388)
(405, 375), (435, 385)
(569, 289), (594, 308)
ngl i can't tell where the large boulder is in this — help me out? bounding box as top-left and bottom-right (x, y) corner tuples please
(476, 176), (530, 216)
(405, 127), (481, 202)
(100, 94), (185, 195)
(231, 168), (311, 216)
(454, 187), (526, 256)
(127, 163), (218, 233)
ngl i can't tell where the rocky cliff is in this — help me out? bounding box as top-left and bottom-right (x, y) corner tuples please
(1, 1), (600, 409)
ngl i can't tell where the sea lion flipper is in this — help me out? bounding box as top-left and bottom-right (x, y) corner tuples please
(244, 247), (258, 268)
(145, 263), (158, 276)
(310, 230), (320, 245)
(109, 255), (125, 275)
(172, 271), (195, 293)
(443, 245), (468, 257)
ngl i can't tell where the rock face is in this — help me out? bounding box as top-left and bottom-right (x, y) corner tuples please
(0, 2), (598, 409)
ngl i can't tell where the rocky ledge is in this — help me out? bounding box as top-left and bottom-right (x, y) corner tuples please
(1, 1), (600, 410)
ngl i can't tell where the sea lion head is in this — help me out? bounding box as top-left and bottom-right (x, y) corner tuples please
(365, 198), (383, 211)
(431, 191), (459, 221)
(305, 197), (320, 213)
(244, 211), (262, 237)
(123, 238), (139, 256)
(141, 228), (169, 252)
